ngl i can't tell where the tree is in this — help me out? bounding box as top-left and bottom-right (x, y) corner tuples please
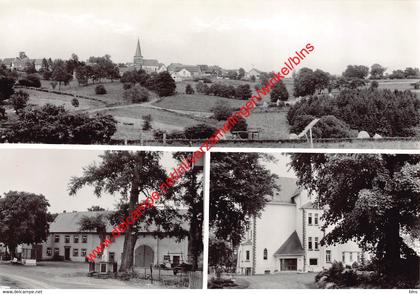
(19, 74), (41, 88)
(40, 58), (50, 73)
(68, 151), (187, 272)
(79, 213), (109, 257)
(0, 68), (15, 102)
(24, 61), (36, 74)
(65, 53), (81, 75)
(123, 85), (149, 103)
(173, 152), (204, 269)
(289, 153), (420, 279)
(289, 114), (351, 138)
(51, 59), (72, 90)
(389, 69), (406, 79)
(9, 90), (29, 113)
(231, 117), (248, 139)
(211, 100), (232, 121)
(185, 84), (194, 94)
(293, 67), (316, 97)
(235, 84), (252, 100)
(196, 81), (210, 95)
(210, 153), (279, 246)
(154, 72), (176, 97)
(370, 80), (379, 89)
(343, 65), (369, 79)
(183, 124), (217, 139)
(142, 114), (152, 130)
(270, 80), (289, 102)
(0, 191), (50, 258)
(120, 70), (138, 84)
(370, 64), (386, 79)
(3, 104), (117, 144)
(404, 67), (420, 78)
(238, 68), (246, 80)
(313, 69), (330, 93)
(227, 71), (238, 80)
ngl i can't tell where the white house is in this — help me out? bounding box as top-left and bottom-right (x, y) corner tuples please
(236, 177), (366, 275)
(171, 68), (192, 81)
(245, 68), (262, 80)
(22, 210), (192, 268)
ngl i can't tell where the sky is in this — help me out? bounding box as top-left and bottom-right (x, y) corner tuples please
(0, 0), (419, 74)
(0, 149), (178, 213)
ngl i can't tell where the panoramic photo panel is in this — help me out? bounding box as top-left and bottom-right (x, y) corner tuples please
(0, 0), (419, 148)
(0, 148), (204, 289)
(208, 151), (420, 289)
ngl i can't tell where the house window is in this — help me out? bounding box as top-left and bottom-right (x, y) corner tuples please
(54, 248), (59, 256)
(163, 255), (170, 262)
(74, 235), (79, 243)
(81, 249), (87, 257)
(109, 252), (115, 263)
(342, 252), (345, 263)
(357, 252), (361, 263)
(308, 237), (313, 250)
(246, 250), (250, 261)
(73, 248), (79, 257)
(65, 235), (70, 243)
(82, 235), (87, 243)
(309, 258), (318, 265)
(350, 252), (353, 262)
(314, 237), (319, 250)
(314, 213), (319, 225)
(326, 250), (331, 263)
(308, 213), (312, 225)
(47, 248), (52, 256)
(54, 235), (60, 243)
(263, 248), (267, 260)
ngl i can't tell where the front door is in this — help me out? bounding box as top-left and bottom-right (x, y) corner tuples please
(280, 258), (297, 271)
(134, 245), (154, 267)
(172, 255), (180, 266)
(64, 247), (70, 260)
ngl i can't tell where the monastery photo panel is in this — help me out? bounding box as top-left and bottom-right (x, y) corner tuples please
(0, 148), (204, 289)
(208, 151), (420, 289)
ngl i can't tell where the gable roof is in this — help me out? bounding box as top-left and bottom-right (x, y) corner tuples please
(49, 209), (188, 233)
(270, 177), (300, 203)
(301, 201), (315, 209)
(142, 59), (159, 67)
(274, 231), (304, 256)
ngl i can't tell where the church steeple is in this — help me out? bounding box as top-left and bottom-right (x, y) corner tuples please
(134, 38), (142, 58)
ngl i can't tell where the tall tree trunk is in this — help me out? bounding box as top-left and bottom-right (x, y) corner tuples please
(119, 157), (141, 272)
(187, 170), (203, 270)
(382, 208), (401, 275)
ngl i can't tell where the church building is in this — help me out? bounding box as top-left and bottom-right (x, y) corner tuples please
(132, 38), (165, 73)
(236, 177), (366, 275)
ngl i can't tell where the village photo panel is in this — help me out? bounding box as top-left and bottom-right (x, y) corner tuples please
(0, 148), (204, 289)
(208, 151), (420, 289)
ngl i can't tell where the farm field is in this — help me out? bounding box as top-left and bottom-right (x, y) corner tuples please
(153, 94), (245, 112)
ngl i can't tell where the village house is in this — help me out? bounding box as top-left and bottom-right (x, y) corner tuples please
(21, 210), (192, 269)
(236, 177), (366, 275)
(245, 68), (262, 80)
(1, 52), (43, 71)
(168, 63), (202, 81)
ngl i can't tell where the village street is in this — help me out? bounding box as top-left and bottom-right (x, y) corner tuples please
(0, 262), (161, 289)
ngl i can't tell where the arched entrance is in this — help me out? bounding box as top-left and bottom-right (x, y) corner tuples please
(135, 245), (154, 267)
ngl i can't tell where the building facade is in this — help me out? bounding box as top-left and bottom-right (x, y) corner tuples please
(236, 177), (366, 275)
(1, 52), (43, 71)
(132, 38), (162, 73)
(25, 211), (189, 267)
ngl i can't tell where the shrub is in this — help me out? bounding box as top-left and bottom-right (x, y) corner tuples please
(123, 85), (150, 103)
(196, 81), (210, 94)
(123, 83), (132, 90)
(9, 90), (29, 113)
(50, 81), (57, 90)
(370, 80), (379, 89)
(185, 84), (195, 94)
(142, 114), (152, 130)
(231, 117), (248, 139)
(71, 98), (79, 108)
(235, 84), (252, 100)
(18, 74), (41, 88)
(184, 124), (217, 139)
(43, 71), (52, 81)
(95, 84), (107, 95)
(211, 100), (233, 121)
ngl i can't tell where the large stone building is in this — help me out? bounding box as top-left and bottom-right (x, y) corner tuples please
(132, 38), (166, 74)
(23, 210), (190, 268)
(236, 177), (366, 275)
(1, 52), (43, 71)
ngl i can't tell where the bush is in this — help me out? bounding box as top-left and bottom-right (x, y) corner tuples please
(287, 89), (420, 137)
(184, 124), (217, 139)
(123, 83), (132, 90)
(211, 100), (233, 121)
(235, 84), (252, 100)
(142, 114), (152, 130)
(123, 85), (149, 103)
(9, 90), (29, 113)
(370, 80), (379, 89)
(154, 72), (176, 97)
(71, 98), (79, 107)
(185, 84), (194, 94)
(18, 74), (41, 88)
(50, 81), (57, 90)
(270, 80), (289, 102)
(231, 117), (248, 139)
(95, 84), (107, 95)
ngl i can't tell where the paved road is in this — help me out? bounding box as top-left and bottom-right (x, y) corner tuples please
(0, 262), (159, 289)
(234, 272), (317, 289)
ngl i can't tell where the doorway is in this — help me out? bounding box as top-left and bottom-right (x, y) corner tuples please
(64, 247), (70, 260)
(280, 258), (297, 271)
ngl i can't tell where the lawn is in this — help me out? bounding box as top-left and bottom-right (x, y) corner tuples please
(153, 94), (245, 112)
(25, 88), (104, 110)
(246, 110), (290, 139)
